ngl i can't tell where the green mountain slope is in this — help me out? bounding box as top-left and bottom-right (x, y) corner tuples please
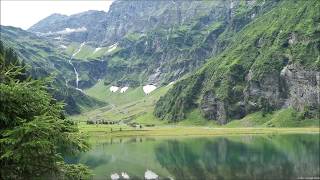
(0, 26), (106, 114)
(155, 0), (320, 124)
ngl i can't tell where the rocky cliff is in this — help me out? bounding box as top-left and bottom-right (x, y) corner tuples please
(100, 0), (277, 86)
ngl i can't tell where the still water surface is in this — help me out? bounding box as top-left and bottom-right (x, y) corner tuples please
(67, 134), (320, 180)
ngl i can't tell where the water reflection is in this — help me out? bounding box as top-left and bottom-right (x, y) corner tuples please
(69, 134), (319, 179)
(155, 135), (319, 180)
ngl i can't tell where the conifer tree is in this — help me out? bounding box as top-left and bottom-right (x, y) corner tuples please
(0, 41), (91, 179)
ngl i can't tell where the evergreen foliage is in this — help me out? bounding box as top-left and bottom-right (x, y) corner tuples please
(0, 42), (91, 179)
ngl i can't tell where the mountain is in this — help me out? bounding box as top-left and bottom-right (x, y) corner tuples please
(2, 0), (319, 126)
(28, 1), (235, 46)
(101, 0), (278, 86)
(154, 0), (320, 125)
(28, 10), (108, 44)
(29, 0), (277, 87)
(0, 26), (106, 114)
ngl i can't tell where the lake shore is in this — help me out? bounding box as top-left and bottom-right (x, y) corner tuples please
(79, 124), (320, 138)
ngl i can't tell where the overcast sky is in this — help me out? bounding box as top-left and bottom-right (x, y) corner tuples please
(0, 0), (113, 30)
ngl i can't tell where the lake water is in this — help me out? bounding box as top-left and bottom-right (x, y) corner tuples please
(67, 134), (320, 180)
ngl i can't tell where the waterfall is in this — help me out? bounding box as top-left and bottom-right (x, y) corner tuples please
(68, 42), (85, 91)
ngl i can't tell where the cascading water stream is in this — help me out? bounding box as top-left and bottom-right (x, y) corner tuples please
(68, 42), (85, 91)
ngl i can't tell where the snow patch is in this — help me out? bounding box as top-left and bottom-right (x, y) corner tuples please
(121, 172), (130, 179)
(143, 85), (157, 95)
(56, 27), (87, 35)
(167, 81), (175, 86)
(145, 170), (158, 180)
(60, 45), (67, 49)
(230, 1), (234, 9)
(120, 87), (129, 93)
(93, 47), (102, 54)
(111, 173), (120, 180)
(40, 27), (87, 36)
(110, 86), (119, 92)
(108, 43), (118, 53)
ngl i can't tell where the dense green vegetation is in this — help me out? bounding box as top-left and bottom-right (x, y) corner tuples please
(155, 0), (320, 123)
(0, 42), (91, 179)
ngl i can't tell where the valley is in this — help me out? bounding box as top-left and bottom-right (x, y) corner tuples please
(1, 0), (319, 179)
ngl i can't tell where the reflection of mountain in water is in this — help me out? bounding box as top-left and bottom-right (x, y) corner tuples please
(155, 135), (320, 180)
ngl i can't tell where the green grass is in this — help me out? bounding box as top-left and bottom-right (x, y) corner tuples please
(226, 108), (320, 127)
(65, 43), (118, 60)
(70, 82), (174, 125)
(177, 109), (219, 126)
(84, 81), (145, 105)
(78, 122), (320, 138)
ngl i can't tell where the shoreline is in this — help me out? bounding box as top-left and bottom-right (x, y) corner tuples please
(79, 125), (320, 138)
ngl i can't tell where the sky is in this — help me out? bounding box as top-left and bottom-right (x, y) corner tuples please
(0, 0), (113, 30)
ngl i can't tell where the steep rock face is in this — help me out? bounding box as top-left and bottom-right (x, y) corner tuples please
(200, 92), (228, 124)
(103, 0), (272, 86)
(197, 65), (320, 125)
(242, 64), (320, 118)
(244, 71), (286, 111)
(28, 1), (222, 45)
(103, 0), (224, 45)
(28, 0), (261, 46)
(281, 64), (320, 112)
(74, 60), (107, 89)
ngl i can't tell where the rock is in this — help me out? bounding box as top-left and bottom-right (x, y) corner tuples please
(200, 91), (227, 125)
(244, 71), (285, 109)
(280, 64), (320, 111)
(198, 63), (320, 124)
(244, 64), (319, 115)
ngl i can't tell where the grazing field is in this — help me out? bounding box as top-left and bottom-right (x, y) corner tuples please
(71, 82), (172, 125)
(78, 122), (320, 142)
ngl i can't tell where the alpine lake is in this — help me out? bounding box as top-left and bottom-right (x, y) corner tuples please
(66, 133), (320, 180)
